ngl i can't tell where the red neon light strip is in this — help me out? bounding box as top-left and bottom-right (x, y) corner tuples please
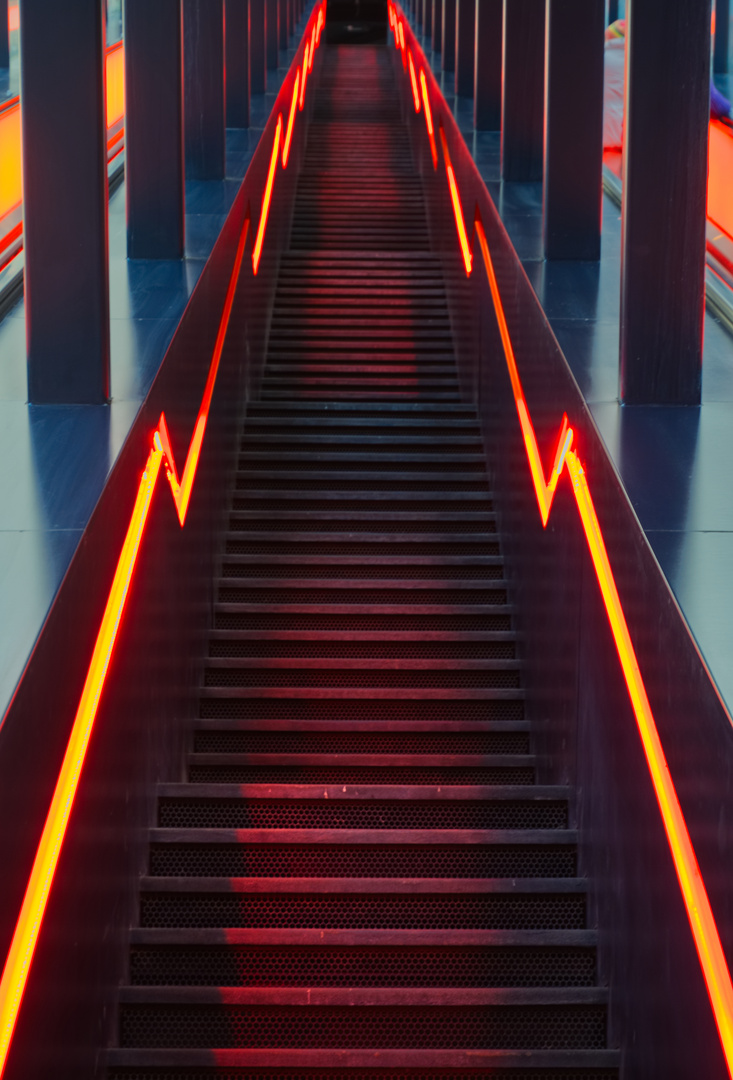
(396, 23), (733, 1071)
(282, 71), (300, 167)
(408, 51), (420, 113)
(438, 126), (472, 275)
(309, 24), (316, 70)
(0, 445), (164, 1072)
(157, 213), (252, 525)
(398, 21), (407, 67)
(419, 70), (438, 169)
(252, 114), (283, 275)
(0, 14), (326, 1071)
(300, 44), (310, 109)
(316, 3), (325, 45)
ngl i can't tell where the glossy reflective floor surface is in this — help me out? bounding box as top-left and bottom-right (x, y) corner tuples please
(0, 18), (308, 721)
(416, 24), (733, 715)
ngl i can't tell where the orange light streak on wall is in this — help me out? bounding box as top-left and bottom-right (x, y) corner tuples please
(0, 445), (164, 1075)
(0, 101), (22, 223)
(252, 114), (282, 275)
(282, 72), (300, 167)
(316, 3), (325, 45)
(398, 21), (407, 67)
(408, 52), (420, 113)
(419, 70), (438, 169)
(309, 24), (316, 70)
(105, 43), (125, 129)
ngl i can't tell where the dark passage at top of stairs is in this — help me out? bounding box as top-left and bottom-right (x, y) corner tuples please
(106, 43), (619, 1079)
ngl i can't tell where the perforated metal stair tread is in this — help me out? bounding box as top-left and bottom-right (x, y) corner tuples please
(106, 39), (615, 1077)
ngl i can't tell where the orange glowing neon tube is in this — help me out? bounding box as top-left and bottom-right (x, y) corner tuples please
(419, 70), (438, 169)
(157, 213), (252, 525)
(300, 44), (310, 109)
(408, 51), (421, 113)
(283, 71), (300, 167)
(252, 114), (283, 275)
(309, 24), (316, 70)
(0, 445), (164, 1074)
(566, 448), (733, 1072)
(438, 126), (472, 275)
(316, 3), (325, 45)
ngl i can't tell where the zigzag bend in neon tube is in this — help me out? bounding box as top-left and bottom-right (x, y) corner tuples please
(401, 19), (733, 1076)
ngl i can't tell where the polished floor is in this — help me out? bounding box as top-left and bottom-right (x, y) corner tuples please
(416, 19), (733, 714)
(0, 21), (307, 720)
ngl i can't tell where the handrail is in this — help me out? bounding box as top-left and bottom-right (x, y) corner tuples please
(390, 2), (733, 1073)
(0, 5), (326, 1072)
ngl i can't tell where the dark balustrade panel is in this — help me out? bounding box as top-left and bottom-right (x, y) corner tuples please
(0, 40), (319, 1080)
(394, 17), (733, 1078)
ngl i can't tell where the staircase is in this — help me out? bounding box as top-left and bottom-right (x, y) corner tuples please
(107, 42), (619, 1079)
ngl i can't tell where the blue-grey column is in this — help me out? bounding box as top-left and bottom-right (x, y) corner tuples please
(250, 0), (266, 93)
(0, 0), (8, 69)
(433, 0), (443, 51)
(226, 0), (250, 127)
(543, 0), (604, 259)
(279, 0), (287, 49)
(286, 0), (292, 41)
(125, 0), (185, 259)
(501, 0), (545, 181)
(715, 0), (729, 73)
(620, 0), (711, 404)
(474, 0), (502, 129)
(442, 0), (456, 71)
(266, 0), (278, 68)
(184, 0), (225, 179)
(21, 0), (109, 404)
(455, 0), (474, 96)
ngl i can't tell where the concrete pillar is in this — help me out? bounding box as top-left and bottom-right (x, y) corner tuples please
(226, 0), (250, 128)
(184, 0), (226, 180)
(442, 0), (456, 71)
(21, 0), (109, 403)
(250, 0), (266, 92)
(433, 0), (443, 51)
(0, 0), (9, 69)
(543, 0), (604, 259)
(125, 0), (185, 259)
(266, 0), (278, 68)
(474, 0), (502, 130)
(715, 0), (729, 73)
(455, 0), (474, 96)
(501, 0), (545, 181)
(620, 0), (711, 404)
